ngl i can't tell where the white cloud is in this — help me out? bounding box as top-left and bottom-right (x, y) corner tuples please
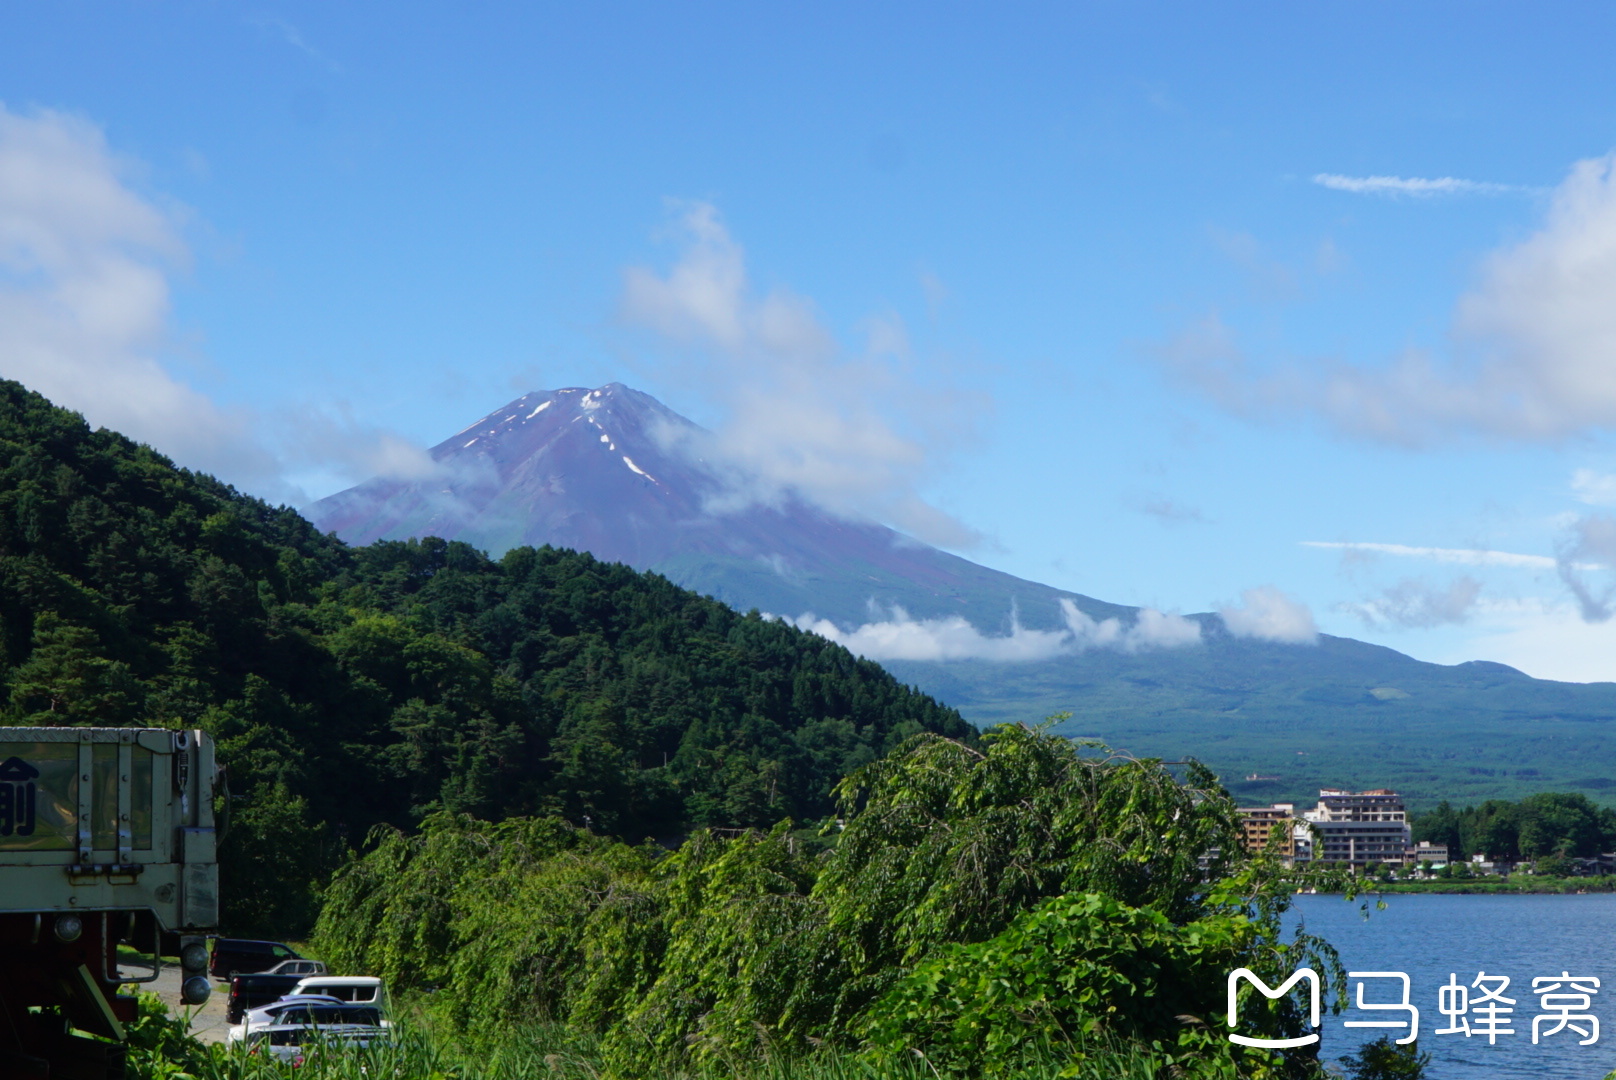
(1170, 152), (1616, 445)
(1218, 586), (1318, 644)
(1557, 514), (1616, 623)
(249, 15), (344, 74)
(1434, 596), (1616, 683)
(619, 200), (985, 549)
(1132, 495), (1207, 526)
(780, 598), (1202, 663)
(1345, 576), (1483, 629)
(275, 400), (492, 504)
(0, 104), (282, 486)
(1312, 173), (1520, 197)
(1572, 468), (1616, 507)
(786, 608), (1070, 663)
(1301, 540), (1559, 570)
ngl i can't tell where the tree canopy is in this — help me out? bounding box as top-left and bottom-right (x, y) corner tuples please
(1412, 792), (1616, 862)
(316, 724), (1338, 1079)
(0, 381), (969, 933)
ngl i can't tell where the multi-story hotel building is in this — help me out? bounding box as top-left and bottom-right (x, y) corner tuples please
(1301, 788), (1412, 868)
(1236, 803), (1306, 861)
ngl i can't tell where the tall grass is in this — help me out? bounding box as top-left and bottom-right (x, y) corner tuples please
(130, 1005), (1169, 1080)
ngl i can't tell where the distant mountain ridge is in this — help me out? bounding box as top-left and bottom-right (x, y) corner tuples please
(311, 384), (1616, 810)
(311, 383), (1130, 632)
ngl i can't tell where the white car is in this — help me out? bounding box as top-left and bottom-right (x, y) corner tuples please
(290, 975), (389, 1012)
(243, 1022), (389, 1063)
(225, 994), (345, 1045)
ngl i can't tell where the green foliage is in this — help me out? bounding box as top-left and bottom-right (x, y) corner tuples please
(216, 783), (334, 937)
(814, 724), (1241, 978)
(0, 381), (967, 936)
(124, 991), (212, 1079)
(314, 813), (654, 1004)
(859, 889), (1296, 1079)
(130, 1007), (1175, 1080)
(1412, 792), (1616, 861)
(316, 725), (1339, 1078)
(9, 611), (142, 722)
(1337, 1036), (1430, 1080)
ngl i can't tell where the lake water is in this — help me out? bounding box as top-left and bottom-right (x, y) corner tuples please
(1289, 893), (1616, 1079)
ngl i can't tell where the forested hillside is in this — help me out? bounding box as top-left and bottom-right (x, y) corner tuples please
(314, 726), (1336, 1079)
(0, 381), (969, 932)
(1412, 792), (1616, 864)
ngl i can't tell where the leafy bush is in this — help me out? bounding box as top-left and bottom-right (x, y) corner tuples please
(1337, 1035), (1430, 1080)
(317, 724), (1342, 1077)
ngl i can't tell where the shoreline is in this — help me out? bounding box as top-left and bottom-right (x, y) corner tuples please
(1311, 876), (1616, 895)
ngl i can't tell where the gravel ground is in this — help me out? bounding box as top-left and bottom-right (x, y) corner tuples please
(129, 962), (232, 1044)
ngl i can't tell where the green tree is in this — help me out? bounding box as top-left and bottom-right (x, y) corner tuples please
(1338, 1035), (1430, 1080)
(7, 611), (141, 723)
(217, 782), (334, 938)
(317, 725), (1341, 1079)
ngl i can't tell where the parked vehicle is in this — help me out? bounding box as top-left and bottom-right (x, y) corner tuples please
(289, 975), (388, 1011)
(244, 1022), (389, 1064)
(223, 962), (330, 1023)
(225, 994), (345, 1045)
(209, 938), (303, 981)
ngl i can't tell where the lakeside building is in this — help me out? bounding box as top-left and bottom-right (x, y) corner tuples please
(1235, 803), (1310, 865)
(1301, 788), (1412, 869)
(1409, 840), (1448, 864)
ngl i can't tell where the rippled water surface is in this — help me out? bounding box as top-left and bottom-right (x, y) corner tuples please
(1288, 892), (1616, 1079)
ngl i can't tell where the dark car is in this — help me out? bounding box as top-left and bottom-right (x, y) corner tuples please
(209, 938), (302, 981)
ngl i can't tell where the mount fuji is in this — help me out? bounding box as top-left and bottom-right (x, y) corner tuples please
(310, 385), (1616, 809)
(310, 383), (1127, 634)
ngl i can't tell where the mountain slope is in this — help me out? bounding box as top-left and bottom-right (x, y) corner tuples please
(311, 383), (1130, 631)
(0, 379), (970, 933)
(884, 628), (1616, 811)
(311, 384), (1616, 809)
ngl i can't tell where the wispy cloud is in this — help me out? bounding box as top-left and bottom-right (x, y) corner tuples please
(0, 105), (282, 488)
(1168, 153), (1616, 445)
(1302, 540), (1559, 570)
(1344, 576), (1483, 629)
(1436, 595), (1616, 683)
(1557, 515), (1616, 623)
(1312, 173), (1522, 197)
(250, 15), (343, 74)
(1131, 495), (1207, 526)
(619, 200), (986, 548)
(1572, 468), (1616, 507)
(1218, 586), (1317, 644)
(781, 599), (1202, 663)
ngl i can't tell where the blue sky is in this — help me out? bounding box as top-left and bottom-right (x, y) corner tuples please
(6, 3), (1616, 679)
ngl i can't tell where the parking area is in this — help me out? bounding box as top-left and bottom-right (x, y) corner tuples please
(138, 963), (231, 1044)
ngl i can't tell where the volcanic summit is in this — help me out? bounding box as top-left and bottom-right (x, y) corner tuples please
(309, 383), (1113, 630)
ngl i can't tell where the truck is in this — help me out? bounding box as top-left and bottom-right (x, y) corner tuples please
(222, 960), (328, 1023)
(0, 727), (222, 1079)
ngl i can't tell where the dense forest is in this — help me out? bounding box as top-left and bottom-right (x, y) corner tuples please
(1411, 792), (1616, 865)
(313, 725), (1345, 1080)
(0, 381), (968, 932)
